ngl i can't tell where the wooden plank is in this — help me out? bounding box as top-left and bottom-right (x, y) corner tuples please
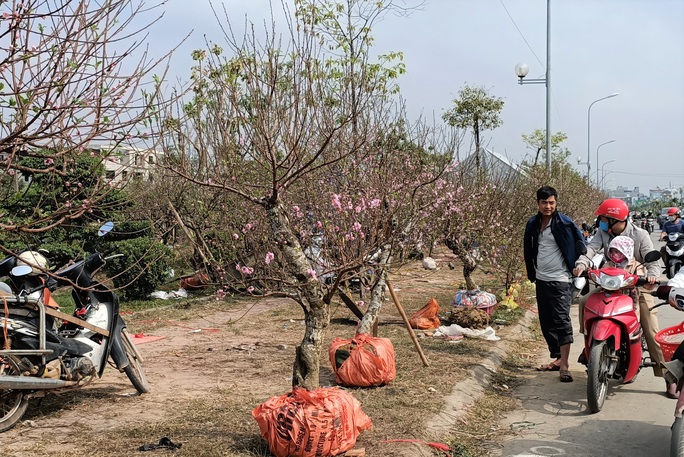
(43, 307), (110, 337)
(337, 288), (365, 320)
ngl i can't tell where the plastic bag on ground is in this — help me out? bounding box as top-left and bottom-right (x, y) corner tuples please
(329, 333), (396, 387)
(433, 324), (500, 341)
(409, 298), (441, 329)
(252, 387), (372, 457)
(150, 288), (188, 300)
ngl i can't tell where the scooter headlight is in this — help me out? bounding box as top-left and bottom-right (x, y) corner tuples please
(669, 232), (681, 242)
(668, 246), (684, 257)
(596, 272), (635, 291)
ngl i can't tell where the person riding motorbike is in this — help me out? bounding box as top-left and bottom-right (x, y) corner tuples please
(660, 208), (684, 242)
(572, 198), (670, 396)
(660, 208), (684, 272)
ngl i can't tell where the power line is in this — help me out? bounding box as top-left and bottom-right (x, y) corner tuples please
(500, 0), (565, 131)
(499, 0), (545, 69)
(604, 169), (684, 179)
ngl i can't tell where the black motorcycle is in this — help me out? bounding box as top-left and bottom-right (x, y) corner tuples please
(0, 222), (149, 433)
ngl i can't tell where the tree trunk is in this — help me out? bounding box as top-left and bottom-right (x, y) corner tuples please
(463, 265), (477, 291)
(265, 201), (329, 390)
(445, 237), (480, 291)
(356, 245), (391, 335)
(474, 120), (481, 173)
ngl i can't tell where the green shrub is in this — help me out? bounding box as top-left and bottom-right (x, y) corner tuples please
(103, 237), (172, 300)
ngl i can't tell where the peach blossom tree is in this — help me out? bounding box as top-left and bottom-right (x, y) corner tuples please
(153, 0), (449, 390)
(0, 0), (169, 240)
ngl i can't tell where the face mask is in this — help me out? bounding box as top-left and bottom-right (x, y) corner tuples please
(668, 216), (676, 222)
(608, 249), (627, 267)
(599, 220), (609, 232)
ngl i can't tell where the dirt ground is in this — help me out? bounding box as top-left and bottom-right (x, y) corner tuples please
(0, 248), (530, 456)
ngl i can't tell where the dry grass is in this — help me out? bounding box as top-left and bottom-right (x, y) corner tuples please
(5, 250), (544, 457)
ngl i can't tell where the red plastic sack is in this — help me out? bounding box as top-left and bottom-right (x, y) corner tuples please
(252, 387), (372, 457)
(329, 333), (396, 387)
(409, 298), (441, 329)
(179, 272), (210, 290)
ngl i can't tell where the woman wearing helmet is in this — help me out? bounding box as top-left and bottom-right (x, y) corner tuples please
(573, 198), (670, 396)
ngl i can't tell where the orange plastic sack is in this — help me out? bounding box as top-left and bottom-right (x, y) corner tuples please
(329, 333), (396, 387)
(252, 387), (372, 457)
(409, 298), (441, 329)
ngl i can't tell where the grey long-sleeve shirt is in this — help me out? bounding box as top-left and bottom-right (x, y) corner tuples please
(575, 221), (660, 278)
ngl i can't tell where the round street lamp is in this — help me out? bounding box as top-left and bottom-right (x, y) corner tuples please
(515, 63), (530, 79)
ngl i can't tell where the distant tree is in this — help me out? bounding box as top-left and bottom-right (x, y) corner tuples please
(442, 85), (504, 173)
(521, 129), (569, 166)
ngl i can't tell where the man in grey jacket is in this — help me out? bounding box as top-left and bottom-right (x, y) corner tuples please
(572, 199), (671, 396)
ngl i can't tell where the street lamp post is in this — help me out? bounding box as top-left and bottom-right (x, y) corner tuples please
(596, 139), (615, 185)
(601, 159), (616, 191)
(587, 93), (619, 183)
(515, 0), (551, 175)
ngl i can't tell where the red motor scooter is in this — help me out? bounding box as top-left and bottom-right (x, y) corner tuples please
(575, 245), (661, 413)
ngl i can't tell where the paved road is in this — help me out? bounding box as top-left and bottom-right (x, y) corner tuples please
(494, 229), (677, 457)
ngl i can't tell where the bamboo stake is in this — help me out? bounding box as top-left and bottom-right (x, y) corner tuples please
(386, 279), (430, 367)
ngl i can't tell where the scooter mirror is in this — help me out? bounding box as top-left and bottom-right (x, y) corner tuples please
(11, 265), (33, 277)
(644, 250), (661, 263)
(98, 221), (114, 237)
(575, 240), (588, 256)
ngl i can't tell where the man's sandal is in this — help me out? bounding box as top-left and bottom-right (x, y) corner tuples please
(559, 370), (574, 383)
(537, 361), (561, 372)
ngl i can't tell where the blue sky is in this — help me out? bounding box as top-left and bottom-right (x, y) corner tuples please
(146, 0), (684, 194)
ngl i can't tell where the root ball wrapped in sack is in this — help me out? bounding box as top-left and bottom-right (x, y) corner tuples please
(252, 387), (371, 457)
(329, 333), (396, 387)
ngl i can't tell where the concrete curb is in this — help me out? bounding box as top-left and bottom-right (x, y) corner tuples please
(400, 310), (537, 456)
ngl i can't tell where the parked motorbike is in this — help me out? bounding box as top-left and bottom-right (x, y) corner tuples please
(652, 286), (684, 457)
(574, 241), (661, 413)
(0, 222), (149, 433)
(664, 232), (684, 279)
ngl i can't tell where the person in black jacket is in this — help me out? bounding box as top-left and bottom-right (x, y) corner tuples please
(523, 186), (584, 382)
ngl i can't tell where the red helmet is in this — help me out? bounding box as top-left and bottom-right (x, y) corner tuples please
(594, 198), (629, 221)
(668, 207), (680, 216)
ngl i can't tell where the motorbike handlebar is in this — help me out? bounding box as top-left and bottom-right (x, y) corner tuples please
(636, 278), (660, 287)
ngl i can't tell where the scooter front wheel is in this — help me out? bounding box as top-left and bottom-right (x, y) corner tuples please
(121, 328), (150, 394)
(0, 356), (30, 433)
(587, 340), (610, 413)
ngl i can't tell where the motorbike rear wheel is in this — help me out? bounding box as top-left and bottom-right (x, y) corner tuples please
(0, 356), (30, 432)
(587, 340), (610, 413)
(671, 417), (684, 457)
(121, 328), (150, 394)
